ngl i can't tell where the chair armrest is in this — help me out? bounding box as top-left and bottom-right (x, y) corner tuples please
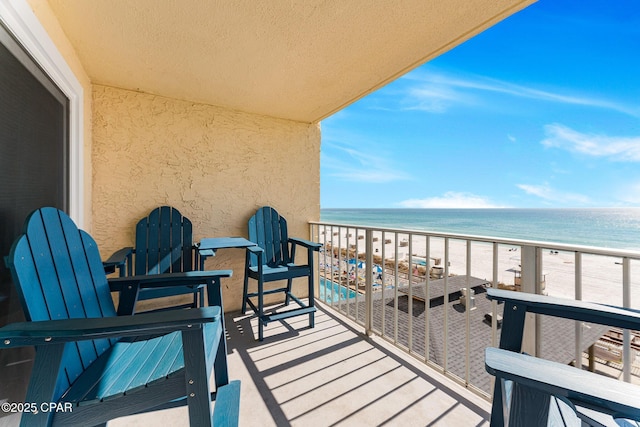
(108, 270), (233, 292)
(198, 248), (215, 259)
(485, 347), (640, 421)
(245, 245), (263, 265)
(103, 247), (134, 265)
(288, 237), (322, 251)
(246, 246), (264, 254)
(486, 288), (640, 331)
(0, 306), (221, 348)
(103, 247), (133, 275)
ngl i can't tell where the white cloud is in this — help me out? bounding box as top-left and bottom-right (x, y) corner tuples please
(398, 191), (506, 208)
(614, 181), (640, 205)
(402, 85), (472, 113)
(322, 140), (410, 183)
(542, 124), (640, 162)
(517, 183), (590, 205)
(328, 167), (409, 183)
(398, 68), (640, 117)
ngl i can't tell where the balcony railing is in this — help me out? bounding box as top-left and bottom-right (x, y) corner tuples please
(309, 221), (640, 399)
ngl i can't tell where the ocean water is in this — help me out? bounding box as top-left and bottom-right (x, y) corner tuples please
(320, 208), (640, 251)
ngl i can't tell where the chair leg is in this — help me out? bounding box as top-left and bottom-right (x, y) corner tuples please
(308, 274), (315, 329)
(258, 277), (264, 341)
(200, 286), (205, 307)
(213, 319), (229, 388)
(182, 328), (214, 426)
(490, 377), (505, 426)
(193, 288), (203, 308)
(242, 256), (250, 315)
(285, 277), (293, 305)
(21, 344), (64, 427)
(242, 278), (249, 315)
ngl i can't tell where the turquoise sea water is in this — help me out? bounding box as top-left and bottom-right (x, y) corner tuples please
(320, 208), (640, 251)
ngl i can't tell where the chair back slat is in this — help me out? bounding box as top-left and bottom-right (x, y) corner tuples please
(169, 208), (182, 271)
(5, 208), (117, 400)
(139, 208), (160, 274)
(135, 206), (194, 275)
(248, 207), (289, 267)
(278, 215), (289, 263)
(181, 219), (193, 271)
(159, 206), (172, 272)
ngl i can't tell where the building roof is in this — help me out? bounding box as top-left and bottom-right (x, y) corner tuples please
(332, 280), (608, 395)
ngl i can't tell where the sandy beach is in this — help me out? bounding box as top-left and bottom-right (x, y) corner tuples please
(319, 227), (640, 308)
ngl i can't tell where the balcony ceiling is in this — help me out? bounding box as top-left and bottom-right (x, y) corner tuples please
(47, 0), (534, 123)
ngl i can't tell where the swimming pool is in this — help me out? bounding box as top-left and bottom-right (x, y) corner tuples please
(319, 277), (356, 303)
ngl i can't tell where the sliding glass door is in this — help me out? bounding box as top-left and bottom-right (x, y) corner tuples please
(0, 21), (68, 414)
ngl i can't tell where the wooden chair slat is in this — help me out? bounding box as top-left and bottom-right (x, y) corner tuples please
(279, 216), (289, 264)
(135, 217), (148, 275)
(159, 206), (172, 273)
(182, 218), (193, 271)
(146, 208), (161, 274)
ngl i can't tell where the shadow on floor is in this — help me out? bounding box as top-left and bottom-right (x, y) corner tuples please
(225, 302), (490, 426)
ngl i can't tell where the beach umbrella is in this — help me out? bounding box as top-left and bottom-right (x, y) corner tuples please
(357, 262), (383, 273)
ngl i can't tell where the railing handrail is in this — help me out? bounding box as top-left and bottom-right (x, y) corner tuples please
(310, 220), (640, 259)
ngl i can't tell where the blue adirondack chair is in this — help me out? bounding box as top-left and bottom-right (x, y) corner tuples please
(103, 206), (209, 315)
(0, 208), (240, 426)
(485, 288), (640, 426)
(243, 206), (322, 341)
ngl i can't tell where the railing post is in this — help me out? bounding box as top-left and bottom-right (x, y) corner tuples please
(443, 237), (449, 372)
(491, 242), (499, 347)
(623, 257), (631, 382)
(365, 229), (373, 336)
(520, 245), (538, 356)
(574, 252), (583, 369)
(465, 240), (471, 386)
(408, 236), (413, 350)
(424, 235), (430, 363)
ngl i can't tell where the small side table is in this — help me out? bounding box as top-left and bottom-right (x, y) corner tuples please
(197, 237), (256, 269)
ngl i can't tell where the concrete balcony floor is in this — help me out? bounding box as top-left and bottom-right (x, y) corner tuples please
(111, 302), (492, 426)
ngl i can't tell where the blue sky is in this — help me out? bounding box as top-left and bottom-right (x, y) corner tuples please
(320, 0), (640, 209)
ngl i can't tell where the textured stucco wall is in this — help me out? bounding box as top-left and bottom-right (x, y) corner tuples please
(27, 0), (93, 228)
(92, 85), (320, 311)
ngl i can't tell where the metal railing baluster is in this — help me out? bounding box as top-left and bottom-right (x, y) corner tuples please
(575, 251), (583, 369)
(623, 256), (631, 382)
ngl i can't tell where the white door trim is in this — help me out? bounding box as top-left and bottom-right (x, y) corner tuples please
(0, 0), (84, 226)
